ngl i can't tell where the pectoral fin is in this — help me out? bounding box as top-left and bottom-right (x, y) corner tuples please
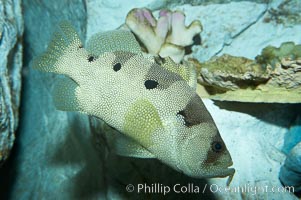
(105, 129), (155, 158)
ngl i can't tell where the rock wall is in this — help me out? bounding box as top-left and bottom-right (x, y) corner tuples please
(1, 0), (102, 199)
(0, 0), (23, 166)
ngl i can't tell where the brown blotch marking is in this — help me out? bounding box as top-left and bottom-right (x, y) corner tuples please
(177, 94), (215, 127)
(203, 135), (226, 164)
(145, 63), (183, 90)
(112, 51), (136, 67)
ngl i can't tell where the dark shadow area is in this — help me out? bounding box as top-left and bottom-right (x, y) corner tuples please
(185, 34), (202, 55)
(0, 134), (20, 200)
(282, 116), (301, 154)
(89, 117), (219, 199)
(1, 113), (218, 200)
(104, 155), (217, 200)
(0, 45), (35, 199)
(213, 101), (301, 128)
(50, 114), (106, 199)
(50, 115), (218, 199)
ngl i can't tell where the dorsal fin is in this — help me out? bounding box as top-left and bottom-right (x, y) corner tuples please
(86, 30), (142, 56)
(155, 57), (197, 89)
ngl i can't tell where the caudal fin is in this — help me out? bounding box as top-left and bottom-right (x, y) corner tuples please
(33, 21), (83, 74)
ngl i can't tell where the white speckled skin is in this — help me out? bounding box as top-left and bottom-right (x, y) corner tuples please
(33, 22), (234, 183)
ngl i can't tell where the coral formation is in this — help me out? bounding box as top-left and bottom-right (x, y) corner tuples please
(197, 42), (301, 103)
(197, 54), (269, 91)
(256, 42), (301, 90)
(125, 8), (202, 63)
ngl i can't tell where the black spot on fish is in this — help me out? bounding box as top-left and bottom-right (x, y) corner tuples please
(112, 51), (136, 68)
(145, 63), (182, 90)
(113, 63), (121, 71)
(88, 55), (95, 62)
(145, 80), (158, 89)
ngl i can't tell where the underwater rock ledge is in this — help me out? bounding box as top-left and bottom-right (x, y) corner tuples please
(197, 42), (301, 103)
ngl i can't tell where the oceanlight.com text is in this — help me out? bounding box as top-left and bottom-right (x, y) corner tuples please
(125, 183), (295, 196)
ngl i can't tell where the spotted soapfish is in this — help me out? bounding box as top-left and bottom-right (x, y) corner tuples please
(33, 22), (235, 184)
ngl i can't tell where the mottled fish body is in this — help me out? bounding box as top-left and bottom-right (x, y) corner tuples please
(34, 22), (235, 184)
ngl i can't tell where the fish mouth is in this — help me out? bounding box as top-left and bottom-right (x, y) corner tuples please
(183, 161), (235, 183)
(216, 166), (235, 178)
(225, 167), (235, 186)
(220, 163), (235, 186)
(214, 161), (235, 185)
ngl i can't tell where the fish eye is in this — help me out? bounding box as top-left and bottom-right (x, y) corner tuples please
(113, 63), (121, 72)
(211, 141), (223, 153)
(145, 80), (158, 89)
(87, 55), (95, 62)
